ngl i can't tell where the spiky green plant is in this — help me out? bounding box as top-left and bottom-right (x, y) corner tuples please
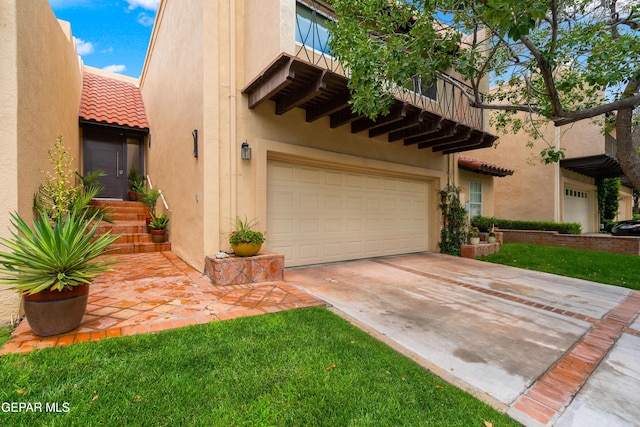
(0, 209), (118, 295)
(149, 212), (169, 230)
(229, 217), (265, 245)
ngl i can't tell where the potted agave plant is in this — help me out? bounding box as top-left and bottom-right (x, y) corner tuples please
(0, 136), (118, 336)
(149, 212), (169, 243)
(229, 217), (265, 257)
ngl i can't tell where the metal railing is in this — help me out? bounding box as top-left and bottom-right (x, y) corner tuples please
(294, 0), (484, 130)
(146, 175), (169, 211)
(604, 134), (617, 159)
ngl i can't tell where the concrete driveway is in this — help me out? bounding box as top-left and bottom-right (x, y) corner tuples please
(285, 253), (640, 427)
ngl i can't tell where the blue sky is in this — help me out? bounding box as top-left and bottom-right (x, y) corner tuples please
(48, 0), (159, 78)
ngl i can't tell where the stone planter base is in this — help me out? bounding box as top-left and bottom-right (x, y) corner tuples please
(461, 242), (500, 258)
(204, 252), (284, 286)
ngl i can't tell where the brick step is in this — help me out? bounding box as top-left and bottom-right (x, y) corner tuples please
(95, 222), (148, 235)
(90, 200), (146, 209)
(111, 233), (156, 244)
(107, 241), (171, 255)
(107, 212), (149, 222)
(90, 200), (169, 255)
(91, 202), (148, 212)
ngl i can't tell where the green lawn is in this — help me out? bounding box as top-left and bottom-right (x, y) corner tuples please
(478, 243), (640, 290)
(0, 326), (10, 349)
(0, 307), (519, 427)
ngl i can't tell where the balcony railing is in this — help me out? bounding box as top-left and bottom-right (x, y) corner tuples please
(604, 133), (617, 159)
(294, 0), (484, 130)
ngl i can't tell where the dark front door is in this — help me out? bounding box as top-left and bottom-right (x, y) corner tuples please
(84, 133), (126, 199)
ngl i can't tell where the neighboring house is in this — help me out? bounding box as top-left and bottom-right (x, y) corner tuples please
(0, 0), (504, 323)
(466, 110), (634, 233)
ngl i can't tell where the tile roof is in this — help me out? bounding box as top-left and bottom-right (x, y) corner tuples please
(79, 72), (149, 131)
(458, 156), (514, 177)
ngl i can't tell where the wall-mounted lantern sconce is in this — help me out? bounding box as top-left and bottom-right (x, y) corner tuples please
(192, 129), (198, 158)
(241, 141), (252, 160)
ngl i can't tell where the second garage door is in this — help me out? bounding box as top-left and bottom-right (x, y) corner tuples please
(267, 160), (431, 267)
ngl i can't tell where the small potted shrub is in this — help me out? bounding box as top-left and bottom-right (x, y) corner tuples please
(140, 188), (162, 228)
(149, 213), (169, 243)
(229, 217), (265, 257)
(127, 168), (145, 201)
(487, 226), (497, 243)
(468, 226), (480, 245)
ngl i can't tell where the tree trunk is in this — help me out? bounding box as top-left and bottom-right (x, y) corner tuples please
(615, 107), (640, 190)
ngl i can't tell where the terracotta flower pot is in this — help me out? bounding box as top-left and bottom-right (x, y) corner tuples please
(22, 285), (89, 336)
(231, 243), (262, 257)
(150, 229), (167, 243)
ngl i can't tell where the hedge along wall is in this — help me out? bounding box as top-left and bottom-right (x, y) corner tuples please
(501, 230), (640, 255)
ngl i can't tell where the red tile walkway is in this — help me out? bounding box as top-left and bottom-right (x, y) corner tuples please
(0, 252), (324, 355)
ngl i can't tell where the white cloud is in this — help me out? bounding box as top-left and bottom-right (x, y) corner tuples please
(103, 64), (127, 73)
(125, 0), (160, 11)
(137, 12), (155, 27)
(101, 47), (114, 54)
(75, 38), (95, 56)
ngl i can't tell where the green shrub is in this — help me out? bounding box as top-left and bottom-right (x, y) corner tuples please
(602, 220), (616, 233)
(471, 215), (496, 231)
(472, 216), (581, 234)
(438, 186), (467, 255)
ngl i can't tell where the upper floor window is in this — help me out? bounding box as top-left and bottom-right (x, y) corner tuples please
(296, 2), (332, 55)
(410, 77), (438, 102)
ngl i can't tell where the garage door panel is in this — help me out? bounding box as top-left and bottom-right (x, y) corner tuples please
(268, 160), (430, 267)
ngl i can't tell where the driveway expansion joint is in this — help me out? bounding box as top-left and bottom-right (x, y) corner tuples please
(508, 290), (640, 426)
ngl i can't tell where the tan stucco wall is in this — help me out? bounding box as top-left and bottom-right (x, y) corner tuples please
(140, 0), (208, 271)
(141, 0), (457, 270)
(458, 170), (496, 219)
(561, 118), (608, 158)
(241, 0), (294, 84)
(468, 122), (559, 222)
(0, 0), (20, 326)
(0, 0), (83, 325)
(618, 186), (633, 221)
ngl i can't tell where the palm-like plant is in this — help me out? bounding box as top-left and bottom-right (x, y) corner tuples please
(0, 209), (118, 295)
(149, 213), (169, 230)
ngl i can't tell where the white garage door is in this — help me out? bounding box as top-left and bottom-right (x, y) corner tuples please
(563, 187), (594, 233)
(267, 160), (430, 267)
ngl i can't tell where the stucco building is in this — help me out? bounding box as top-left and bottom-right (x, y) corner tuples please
(0, 0), (507, 323)
(467, 113), (634, 233)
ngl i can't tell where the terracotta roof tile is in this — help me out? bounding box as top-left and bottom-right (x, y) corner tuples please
(79, 72), (149, 131)
(458, 156), (514, 177)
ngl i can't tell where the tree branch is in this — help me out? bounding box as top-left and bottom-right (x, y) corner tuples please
(519, 35), (564, 118)
(552, 93), (640, 126)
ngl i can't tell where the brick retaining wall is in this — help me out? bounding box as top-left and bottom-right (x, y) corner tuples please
(501, 230), (640, 255)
